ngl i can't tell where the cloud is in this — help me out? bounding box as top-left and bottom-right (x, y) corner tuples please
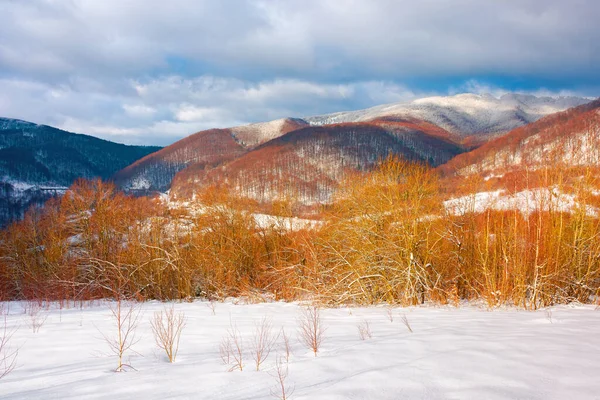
(0, 75), (421, 145)
(0, 0), (598, 145)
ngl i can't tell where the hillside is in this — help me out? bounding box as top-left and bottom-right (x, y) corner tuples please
(114, 118), (308, 193)
(170, 118), (465, 203)
(0, 118), (161, 185)
(0, 118), (161, 224)
(438, 99), (600, 177)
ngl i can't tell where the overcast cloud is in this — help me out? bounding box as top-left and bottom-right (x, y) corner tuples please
(0, 0), (598, 145)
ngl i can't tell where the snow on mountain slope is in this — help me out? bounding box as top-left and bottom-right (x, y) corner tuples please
(439, 99), (600, 177)
(230, 118), (309, 147)
(306, 93), (591, 137)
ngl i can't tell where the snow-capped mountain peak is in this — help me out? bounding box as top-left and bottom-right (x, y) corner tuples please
(305, 93), (591, 137)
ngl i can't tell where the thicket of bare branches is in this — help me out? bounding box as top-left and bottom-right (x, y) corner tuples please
(150, 305), (186, 363)
(0, 160), (598, 309)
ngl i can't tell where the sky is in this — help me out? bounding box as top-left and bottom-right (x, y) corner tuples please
(0, 0), (598, 146)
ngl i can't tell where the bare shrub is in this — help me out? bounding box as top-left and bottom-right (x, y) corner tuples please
(101, 300), (142, 372)
(221, 319), (244, 371)
(0, 315), (17, 380)
(207, 301), (217, 316)
(251, 317), (278, 371)
(401, 314), (413, 333)
(280, 327), (292, 363)
(298, 305), (326, 356)
(219, 336), (232, 365)
(357, 319), (372, 340)
(150, 305), (186, 363)
(26, 301), (47, 333)
(270, 356), (294, 400)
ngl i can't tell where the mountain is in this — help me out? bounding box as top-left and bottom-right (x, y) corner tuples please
(170, 118), (465, 203)
(113, 118), (308, 193)
(114, 93), (592, 203)
(0, 117), (161, 225)
(306, 93), (590, 138)
(438, 99), (600, 178)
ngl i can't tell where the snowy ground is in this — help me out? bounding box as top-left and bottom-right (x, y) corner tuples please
(1, 301), (599, 400)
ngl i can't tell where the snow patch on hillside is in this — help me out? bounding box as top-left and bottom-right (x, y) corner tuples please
(230, 118), (307, 148)
(444, 187), (598, 216)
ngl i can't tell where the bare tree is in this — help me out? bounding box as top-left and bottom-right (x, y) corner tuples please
(357, 319), (372, 340)
(298, 305), (326, 356)
(270, 356), (294, 400)
(150, 305), (186, 363)
(251, 317), (278, 371)
(101, 300), (142, 372)
(0, 315), (17, 380)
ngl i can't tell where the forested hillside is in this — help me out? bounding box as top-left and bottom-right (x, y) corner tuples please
(0, 118), (161, 225)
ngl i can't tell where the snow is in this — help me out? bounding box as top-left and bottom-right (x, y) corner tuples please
(1, 301), (599, 399)
(306, 93), (591, 137)
(444, 187), (599, 216)
(129, 176), (152, 191)
(163, 198), (321, 231)
(0, 118), (40, 131)
(3, 180), (35, 192)
(230, 118), (307, 148)
(252, 213), (321, 231)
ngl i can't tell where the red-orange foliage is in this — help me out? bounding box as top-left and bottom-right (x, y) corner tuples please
(1, 158), (598, 309)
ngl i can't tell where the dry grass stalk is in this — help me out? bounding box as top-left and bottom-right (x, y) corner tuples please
(280, 327), (292, 363)
(207, 301), (217, 316)
(150, 305), (186, 363)
(385, 307), (394, 322)
(357, 319), (372, 340)
(401, 314), (413, 333)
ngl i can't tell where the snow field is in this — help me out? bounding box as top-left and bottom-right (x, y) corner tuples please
(1, 301), (599, 399)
